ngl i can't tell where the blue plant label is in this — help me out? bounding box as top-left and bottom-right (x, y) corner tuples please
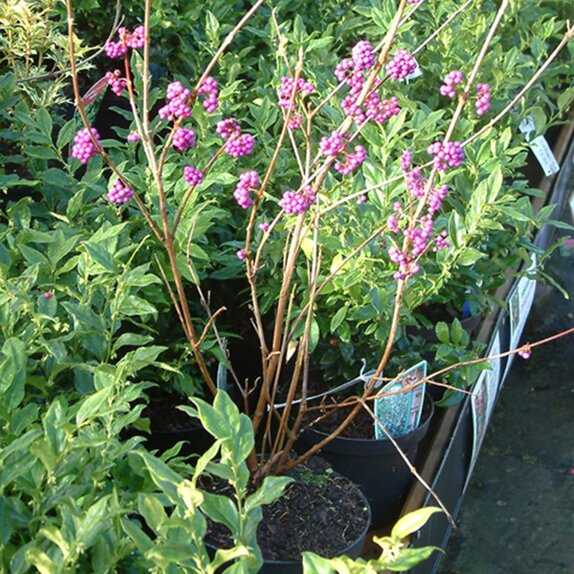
(374, 360), (427, 440)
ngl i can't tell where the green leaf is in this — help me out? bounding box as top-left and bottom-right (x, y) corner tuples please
(330, 306), (347, 332)
(134, 450), (184, 504)
(302, 553), (336, 574)
(57, 118), (78, 149)
(24, 146), (58, 160)
(37, 108), (53, 137)
(451, 318), (463, 346)
(385, 546), (440, 571)
(84, 242), (117, 273)
(391, 507), (442, 539)
(0, 497), (13, 545)
(118, 295), (158, 317)
(457, 247), (485, 266)
(76, 496), (111, 548)
(435, 322), (449, 344)
(137, 493), (167, 535)
(201, 492), (240, 533)
(111, 333), (154, 353)
(232, 414), (255, 465)
(76, 385), (114, 425)
(0, 338), (27, 409)
(24, 548), (57, 574)
(245, 477), (292, 513)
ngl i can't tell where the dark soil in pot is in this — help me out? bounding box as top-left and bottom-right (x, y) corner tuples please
(202, 457), (370, 572)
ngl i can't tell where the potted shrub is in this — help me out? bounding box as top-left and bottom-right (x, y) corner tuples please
(61, 0), (574, 565)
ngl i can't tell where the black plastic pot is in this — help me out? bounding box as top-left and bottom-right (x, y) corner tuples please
(296, 397), (434, 529)
(207, 467), (371, 574)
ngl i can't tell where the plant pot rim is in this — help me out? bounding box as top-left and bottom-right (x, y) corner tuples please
(299, 395), (434, 456)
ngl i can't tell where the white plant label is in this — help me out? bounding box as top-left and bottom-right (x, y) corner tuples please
(518, 114), (559, 176)
(405, 58), (423, 81)
(529, 136), (560, 176)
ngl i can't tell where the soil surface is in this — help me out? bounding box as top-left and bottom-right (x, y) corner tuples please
(202, 458), (370, 561)
(439, 219), (574, 572)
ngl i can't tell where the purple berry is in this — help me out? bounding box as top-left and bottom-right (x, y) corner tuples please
(173, 127), (196, 152)
(386, 49), (417, 80)
(71, 128), (100, 164)
(183, 166), (204, 187)
(107, 179), (134, 204)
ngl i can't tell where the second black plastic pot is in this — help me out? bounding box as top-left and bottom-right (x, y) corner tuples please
(296, 396), (434, 529)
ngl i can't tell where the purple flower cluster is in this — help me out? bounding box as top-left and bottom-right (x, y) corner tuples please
(439, 70), (463, 98)
(234, 171), (259, 209)
(335, 145), (367, 175)
(127, 131), (140, 143)
(427, 141), (464, 171)
(258, 222), (271, 232)
(158, 82), (191, 121)
(320, 131), (345, 157)
(278, 77), (315, 110)
(106, 70), (127, 96)
(475, 83), (491, 116)
(104, 26), (145, 59)
(236, 249), (247, 260)
(107, 179), (134, 204)
(71, 128), (100, 164)
(183, 165), (204, 187)
(518, 347), (532, 360)
(386, 49), (417, 81)
(279, 186), (316, 215)
(197, 76), (219, 114)
(217, 118), (255, 157)
(173, 127), (196, 152)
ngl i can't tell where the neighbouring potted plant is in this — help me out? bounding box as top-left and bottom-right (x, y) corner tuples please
(61, 0), (574, 567)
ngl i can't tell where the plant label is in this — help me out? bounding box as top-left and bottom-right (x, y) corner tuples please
(518, 115), (559, 176)
(405, 58), (423, 82)
(374, 360), (426, 440)
(529, 136), (560, 176)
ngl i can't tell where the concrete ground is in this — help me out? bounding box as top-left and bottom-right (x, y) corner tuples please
(439, 217), (574, 572)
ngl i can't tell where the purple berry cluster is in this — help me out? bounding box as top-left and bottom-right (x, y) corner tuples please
(104, 26), (145, 59)
(335, 145), (367, 175)
(288, 113), (303, 130)
(197, 76), (219, 114)
(173, 127), (196, 152)
(71, 128), (100, 164)
(106, 70), (127, 96)
(439, 70), (463, 98)
(225, 134), (255, 157)
(127, 131), (140, 143)
(475, 83), (491, 116)
(365, 93), (401, 124)
(517, 347), (532, 360)
(351, 41), (375, 71)
(236, 249), (247, 260)
(428, 184), (448, 213)
(427, 141), (464, 171)
(158, 82), (191, 121)
(400, 150), (412, 171)
(183, 165), (204, 187)
(279, 186), (316, 215)
(234, 171), (259, 209)
(386, 49), (417, 81)
(320, 131), (345, 157)
(107, 179), (134, 204)
(433, 230), (450, 252)
(217, 118), (255, 157)
(406, 167), (426, 198)
(278, 77), (315, 110)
